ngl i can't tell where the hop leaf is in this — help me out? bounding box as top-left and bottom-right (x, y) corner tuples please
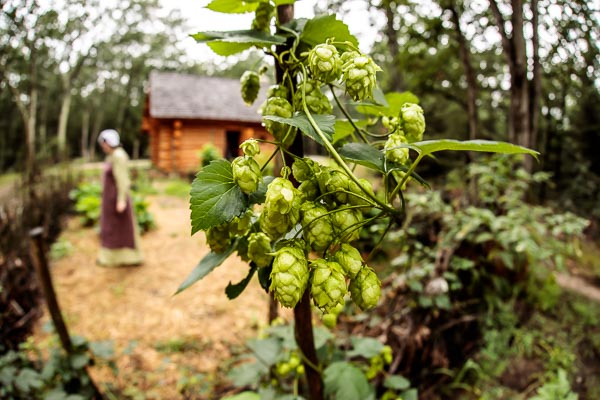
(240, 71), (261, 106)
(400, 103), (426, 142)
(310, 259), (347, 313)
(333, 243), (363, 279)
(307, 42), (342, 83)
(349, 267), (381, 310)
(341, 51), (382, 101)
(384, 132), (409, 165)
(232, 156), (263, 194)
(300, 202), (334, 252)
(270, 243), (309, 308)
(248, 232), (273, 268)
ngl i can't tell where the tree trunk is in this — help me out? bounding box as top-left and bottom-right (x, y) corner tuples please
(528, 0), (541, 172)
(57, 81), (72, 161)
(81, 109), (90, 160)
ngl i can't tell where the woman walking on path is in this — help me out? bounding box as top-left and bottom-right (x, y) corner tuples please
(97, 129), (143, 267)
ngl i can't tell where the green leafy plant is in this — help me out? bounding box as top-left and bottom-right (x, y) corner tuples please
(198, 142), (222, 168)
(179, 1), (537, 398)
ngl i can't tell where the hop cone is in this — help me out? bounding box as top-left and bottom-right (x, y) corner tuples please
(348, 178), (374, 207)
(341, 51), (381, 101)
(232, 156), (262, 194)
(265, 177), (300, 216)
(331, 207), (363, 243)
(248, 232), (273, 268)
(262, 96), (295, 146)
(292, 157), (319, 182)
(294, 80), (332, 115)
(307, 42), (342, 83)
(240, 71), (260, 106)
(400, 103), (426, 142)
(266, 84), (289, 99)
(229, 210), (253, 237)
(323, 168), (352, 204)
(270, 243), (309, 308)
(259, 208), (293, 240)
(333, 243), (363, 279)
(300, 202), (334, 252)
(240, 139), (260, 157)
(206, 223), (231, 254)
(310, 259), (347, 313)
(251, 1), (274, 32)
(349, 267), (381, 310)
(384, 132), (409, 165)
(298, 179), (320, 201)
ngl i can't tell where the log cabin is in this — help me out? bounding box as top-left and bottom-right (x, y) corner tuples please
(141, 71), (273, 174)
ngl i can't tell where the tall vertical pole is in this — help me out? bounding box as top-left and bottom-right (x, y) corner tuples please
(275, 4), (324, 399)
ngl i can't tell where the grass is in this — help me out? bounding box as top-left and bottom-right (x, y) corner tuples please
(163, 178), (191, 198)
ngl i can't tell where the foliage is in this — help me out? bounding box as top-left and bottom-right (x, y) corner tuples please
(224, 320), (416, 400)
(0, 335), (115, 400)
(69, 181), (155, 233)
(198, 143), (223, 168)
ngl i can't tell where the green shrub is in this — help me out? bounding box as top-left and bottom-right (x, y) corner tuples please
(198, 143), (221, 168)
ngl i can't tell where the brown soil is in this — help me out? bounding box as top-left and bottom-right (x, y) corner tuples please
(33, 188), (288, 399)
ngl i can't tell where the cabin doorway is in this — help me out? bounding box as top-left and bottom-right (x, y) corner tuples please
(225, 130), (241, 160)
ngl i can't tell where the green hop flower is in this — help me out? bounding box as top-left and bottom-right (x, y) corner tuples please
(270, 243), (309, 308)
(294, 80), (332, 115)
(251, 1), (274, 32)
(321, 302), (344, 328)
(266, 84), (289, 99)
(232, 156), (262, 194)
(323, 168), (352, 204)
(292, 157), (319, 182)
(310, 259), (347, 313)
(248, 232), (273, 268)
(331, 207), (363, 243)
(384, 132), (409, 165)
(307, 42), (342, 83)
(206, 223), (231, 254)
(341, 51), (382, 101)
(400, 103), (425, 142)
(240, 71), (261, 106)
(333, 243), (364, 279)
(348, 178), (375, 207)
(300, 202), (334, 252)
(298, 179), (320, 201)
(229, 210), (253, 237)
(382, 116), (400, 132)
(265, 177), (301, 216)
(259, 208), (291, 240)
(262, 96), (295, 146)
(240, 139), (260, 157)
(349, 267), (381, 310)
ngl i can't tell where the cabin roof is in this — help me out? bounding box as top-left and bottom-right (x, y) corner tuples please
(148, 71), (268, 123)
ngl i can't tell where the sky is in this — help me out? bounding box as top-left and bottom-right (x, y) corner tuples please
(162, 0), (380, 63)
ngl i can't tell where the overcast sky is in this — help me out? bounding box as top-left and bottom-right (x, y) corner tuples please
(162, 0), (379, 62)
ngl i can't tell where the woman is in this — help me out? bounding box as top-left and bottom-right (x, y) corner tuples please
(97, 129), (143, 267)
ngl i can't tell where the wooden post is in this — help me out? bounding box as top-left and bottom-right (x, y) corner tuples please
(276, 4), (324, 399)
(29, 227), (102, 399)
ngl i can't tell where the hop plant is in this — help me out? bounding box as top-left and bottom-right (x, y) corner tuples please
(310, 259), (347, 313)
(331, 207), (363, 243)
(400, 103), (426, 142)
(206, 223), (231, 254)
(300, 202), (334, 252)
(270, 242), (309, 308)
(229, 210), (253, 237)
(333, 243), (363, 279)
(323, 168), (352, 204)
(251, 0), (274, 32)
(265, 177), (301, 215)
(259, 208), (293, 240)
(240, 139), (260, 157)
(232, 156), (262, 194)
(384, 132), (409, 165)
(298, 178), (320, 201)
(240, 71), (260, 106)
(349, 267), (381, 310)
(266, 84), (289, 99)
(307, 42), (342, 83)
(348, 178), (375, 207)
(292, 157), (319, 182)
(247, 232), (273, 268)
(341, 51), (381, 101)
(294, 80), (332, 115)
(262, 96), (295, 146)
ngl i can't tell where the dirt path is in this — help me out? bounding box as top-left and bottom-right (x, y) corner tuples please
(34, 189), (282, 398)
(555, 272), (600, 302)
